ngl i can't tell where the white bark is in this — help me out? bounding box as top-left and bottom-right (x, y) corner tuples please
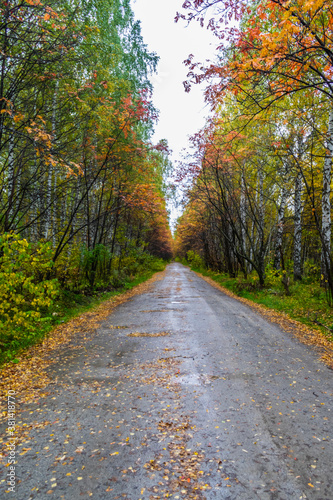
(293, 170), (302, 280)
(7, 102), (15, 223)
(321, 107), (333, 277)
(258, 166), (264, 238)
(274, 180), (288, 270)
(240, 170), (246, 256)
(44, 79), (59, 240)
(253, 166), (265, 279)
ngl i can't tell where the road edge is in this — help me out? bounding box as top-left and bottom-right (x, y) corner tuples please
(0, 267), (167, 410)
(192, 268), (333, 369)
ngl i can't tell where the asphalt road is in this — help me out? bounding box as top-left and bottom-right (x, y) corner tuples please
(1, 263), (332, 500)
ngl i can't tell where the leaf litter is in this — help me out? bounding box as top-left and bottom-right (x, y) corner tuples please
(0, 270), (166, 440)
(138, 357), (213, 499)
(2, 264), (327, 498)
(127, 332), (171, 337)
(0, 265), (214, 498)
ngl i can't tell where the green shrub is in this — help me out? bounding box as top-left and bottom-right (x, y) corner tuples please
(186, 250), (204, 269)
(0, 233), (59, 342)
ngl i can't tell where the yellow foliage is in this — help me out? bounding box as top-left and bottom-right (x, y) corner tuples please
(0, 234), (59, 340)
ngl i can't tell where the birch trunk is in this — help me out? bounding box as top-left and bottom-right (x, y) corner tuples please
(273, 182), (288, 270)
(6, 130), (15, 226)
(44, 79), (59, 241)
(293, 170), (302, 281)
(240, 171), (246, 256)
(257, 166), (265, 283)
(67, 175), (81, 259)
(321, 107), (333, 279)
(44, 163), (52, 240)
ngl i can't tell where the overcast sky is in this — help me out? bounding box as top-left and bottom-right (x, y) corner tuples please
(131, 0), (217, 166)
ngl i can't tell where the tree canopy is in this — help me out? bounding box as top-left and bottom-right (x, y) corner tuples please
(175, 0), (333, 302)
(0, 0), (173, 345)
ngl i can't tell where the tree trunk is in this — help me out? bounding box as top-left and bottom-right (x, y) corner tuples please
(293, 170), (302, 280)
(44, 79), (59, 241)
(240, 170), (246, 255)
(257, 166), (266, 283)
(321, 107), (333, 281)
(240, 170), (247, 275)
(273, 182), (288, 270)
(6, 128), (15, 228)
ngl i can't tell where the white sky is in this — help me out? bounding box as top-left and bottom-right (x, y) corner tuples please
(131, 0), (217, 166)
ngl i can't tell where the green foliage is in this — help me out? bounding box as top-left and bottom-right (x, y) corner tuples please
(186, 251), (204, 269)
(76, 245), (165, 290)
(303, 260), (321, 281)
(80, 244), (111, 289)
(0, 0), (173, 362)
(0, 249), (167, 365)
(0, 234), (59, 344)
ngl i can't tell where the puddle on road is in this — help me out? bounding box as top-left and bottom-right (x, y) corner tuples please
(172, 373), (213, 385)
(140, 309), (169, 313)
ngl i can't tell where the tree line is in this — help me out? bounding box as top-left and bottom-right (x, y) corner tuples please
(0, 0), (173, 278)
(175, 0), (333, 302)
(0, 0), (172, 344)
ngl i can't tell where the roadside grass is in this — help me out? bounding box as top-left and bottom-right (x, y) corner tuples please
(0, 259), (167, 366)
(187, 265), (333, 344)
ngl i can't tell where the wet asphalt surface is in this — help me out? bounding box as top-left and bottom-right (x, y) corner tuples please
(1, 262), (333, 500)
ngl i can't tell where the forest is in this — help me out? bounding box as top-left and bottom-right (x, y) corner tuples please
(1, 0), (333, 362)
(0, 0), (173, 360)
(1, 2), (333, 496)
(174, 0), (333, 337)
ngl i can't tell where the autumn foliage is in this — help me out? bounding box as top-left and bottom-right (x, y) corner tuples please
(175, 0), (333, 302)
(0, 0), (172, 351)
